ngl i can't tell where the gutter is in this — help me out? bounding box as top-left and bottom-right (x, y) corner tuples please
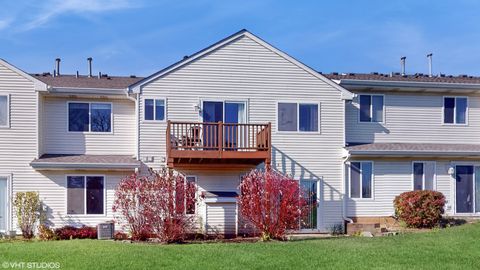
(341, 153), (354, 225)
(348, 150), (480, 157)
(338, 79), (480, 91)
(124, 91), (140, 163)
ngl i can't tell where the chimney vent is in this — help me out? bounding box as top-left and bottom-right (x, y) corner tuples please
(76, 71), (79, 78)
(400, 56), (406, 76)
(55, 58), (61, 76)
(87, 57), (93, 77)
(427, 53), (433, 77)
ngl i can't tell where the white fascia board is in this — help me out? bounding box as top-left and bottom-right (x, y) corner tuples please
(0, 59), (48, 91)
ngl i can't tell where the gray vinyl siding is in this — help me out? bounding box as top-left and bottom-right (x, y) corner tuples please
(138, 35), (346, 231)
(346, 160), (454, 217)
(42, 96), (136, 155)
(346, 92), (480, 144)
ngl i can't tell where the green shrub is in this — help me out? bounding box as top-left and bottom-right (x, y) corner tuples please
(13, 192), (40, 239)
(394, 190), (445, 228)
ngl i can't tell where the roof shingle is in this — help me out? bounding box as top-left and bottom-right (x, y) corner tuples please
(324, 73), (480, 84)
(32, 74), (144, 89)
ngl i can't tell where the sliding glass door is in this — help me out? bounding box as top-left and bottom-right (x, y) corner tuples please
(0, 177), (7, 232)
(202, 101), (246, 149)
(455, 165), (480, 214)
(300, 180), (319, 230)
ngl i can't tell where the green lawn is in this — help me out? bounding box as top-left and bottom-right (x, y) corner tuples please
(1, 223), (479, 270)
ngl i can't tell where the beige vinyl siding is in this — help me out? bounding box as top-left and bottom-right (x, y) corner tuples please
(346, 92), (480, 144)
(42, 96), (136, 155)
(139, 35), (346, 231)
(37, 170), (129, 228)
(347, 160), (455, 217)
(0, 62), (43, 231)
(206, 203), (237, 235)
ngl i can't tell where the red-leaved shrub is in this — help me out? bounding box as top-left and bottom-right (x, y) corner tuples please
(114, 231), (129, 241)
(54, 226), (97, 240)
(394, 190), (445, 228)
(112, 169), (196, 242)
(239, 169), (310, 241)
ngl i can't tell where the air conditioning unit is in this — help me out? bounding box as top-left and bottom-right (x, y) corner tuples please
(97, 222), (114, 240)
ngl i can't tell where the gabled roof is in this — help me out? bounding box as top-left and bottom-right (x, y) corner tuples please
(32, 74), (143, 90)
(0, 59), (48, 91)
(129, 29), (353, 100)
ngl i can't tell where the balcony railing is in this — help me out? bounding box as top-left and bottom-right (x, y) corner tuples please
(166, 121), (271, 166)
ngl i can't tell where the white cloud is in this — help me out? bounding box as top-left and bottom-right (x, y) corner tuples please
(20, 0), (136, 31)
(0, 19), (12, 30)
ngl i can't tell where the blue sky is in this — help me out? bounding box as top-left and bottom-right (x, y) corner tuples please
(1, 0), (480, 77)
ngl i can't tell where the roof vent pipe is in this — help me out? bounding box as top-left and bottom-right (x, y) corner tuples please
(55, 58), (61, 76)
(427, 53), (433, 77)
(400, 56), (406, 76)
(98, 72), (101, 79)
(76, 71), (79, 78)
(87, 57), (93, 77)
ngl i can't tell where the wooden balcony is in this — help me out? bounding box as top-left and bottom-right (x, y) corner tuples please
(167, 121), (271, 168)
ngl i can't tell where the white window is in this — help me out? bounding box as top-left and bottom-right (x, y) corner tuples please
(175, 175), (197, 215)
(0, 95), (9, 128)
(413, 162), (436, 191)
(67, 176), (105, 215)
(359, 94), (384, 123)
(145, 98), (165, 121)
(444, 97), (467, 124)
(350, 162), (373, 199)
(68, 102), (112, 132)
(278, 102), (319, 132)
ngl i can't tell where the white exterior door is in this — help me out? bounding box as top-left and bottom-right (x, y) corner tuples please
(206, 202), (237, 236)
(0, 177), (8, 232)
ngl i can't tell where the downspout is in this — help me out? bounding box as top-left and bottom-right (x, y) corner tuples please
(125, 90), (140, 173)
(342, 153), (354, 224)
(342, 97), (354, 225)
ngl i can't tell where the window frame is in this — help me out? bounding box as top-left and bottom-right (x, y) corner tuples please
(66, 101), (113, 134)
(65, 175), (106, 217)
(198, 98), (249, 123)
(442, 96), (468, 125)
(184, 175), (197, 215)
(276, 101), (321, 133)
(348, 161), (374, 200)
(357, 94), (385, 124)
(143, 97), (167, 122)
(411, 161), (437, 191)
(0, 94), (10, 129)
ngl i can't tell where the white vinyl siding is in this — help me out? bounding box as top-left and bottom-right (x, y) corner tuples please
(139, 35), (346, 231)
(206, 203), (237, 235)
(43, 97), (135, 155)
(0, 62), (41, 232)
(347, 160), (455, 217)
(346, 93), (480, 144)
